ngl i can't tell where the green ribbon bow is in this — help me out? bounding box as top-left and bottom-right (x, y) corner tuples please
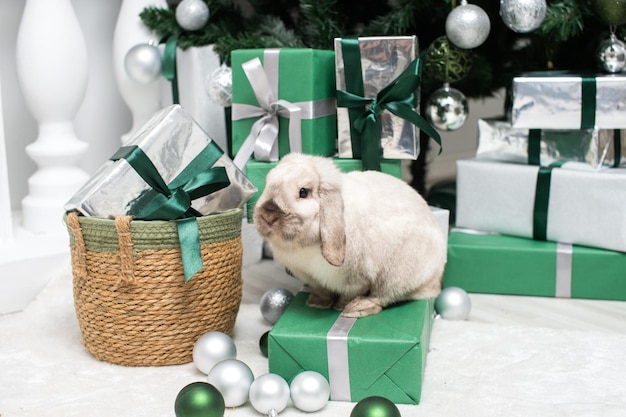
(337, 38), (442, 171)
(111, 143), (230, 281)
(162, 32), (181, 104)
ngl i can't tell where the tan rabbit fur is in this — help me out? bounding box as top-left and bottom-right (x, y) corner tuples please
(254, 153), (447, 318)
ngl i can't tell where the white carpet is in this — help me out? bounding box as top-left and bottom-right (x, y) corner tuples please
(2, 267), (626, 417)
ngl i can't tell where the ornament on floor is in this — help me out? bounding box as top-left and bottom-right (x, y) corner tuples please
(350, 396), (402, 417)
(206, 359), (255, 407)
(289, 371), (331, 412)
(425, 83), (469, 131)
(597, 32), (626, 73)
(175, 381), (225, 417)
(422, 36), (474, 84)
(249, 373), (291, 417)
(259, 330), (270, 358)
(205, 64), (233, 107)
(176, 0), (210, 31)
(500, 0), (547, 33)
(435, 286), (472, 320)
(445, 0), (491, 49)
(591, 0), (626, 26)
(260, 288), (294, 325)
(124, 42), (162, 84)
(192, 331), (237, 374)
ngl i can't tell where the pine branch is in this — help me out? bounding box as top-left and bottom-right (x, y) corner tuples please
(298, 0), (344, 49)
(535, 0), (587, 43)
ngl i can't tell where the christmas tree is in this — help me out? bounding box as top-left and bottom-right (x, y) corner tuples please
(141, 0), (626, 192)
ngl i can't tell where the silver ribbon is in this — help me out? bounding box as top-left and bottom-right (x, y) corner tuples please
(555, 242), (573, 298)
(326, 315), (357, 401)
(232, 49), (336, 169)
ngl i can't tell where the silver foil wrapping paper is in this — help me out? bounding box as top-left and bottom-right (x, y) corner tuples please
(335, 36), (419, 159)
(65, 105), (257, 218)
(476, 119), (625, 169)
(511, 74), (626, 129)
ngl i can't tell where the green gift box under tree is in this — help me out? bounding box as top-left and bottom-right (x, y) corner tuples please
(444, 231), (626, 301)
(231, 48), (337, 167)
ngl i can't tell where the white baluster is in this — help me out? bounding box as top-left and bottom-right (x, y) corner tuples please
(15, 0), (90, 234)
(0, 72), (13, 243)
(113, 0), (168, 144)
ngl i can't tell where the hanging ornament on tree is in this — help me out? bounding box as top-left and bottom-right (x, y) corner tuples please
(422, 36), (474, 84)
(500, 0), (547, 33)
(445, 0), (491, 49)
(124, 43), (162, 84)
(176, 0), (210, 31)
(591, 0), (626, 26)
(425, 83), (469, 131)
(597, 32), (626, 73)
(205, 64), (233, 107)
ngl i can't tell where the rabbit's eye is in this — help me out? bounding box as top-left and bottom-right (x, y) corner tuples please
(299, 188), (309, 198)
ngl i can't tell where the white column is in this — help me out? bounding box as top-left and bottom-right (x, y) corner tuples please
(113, 0), (168, 144)
(15, 0), (90, 234)
(0, 72), (13, 243)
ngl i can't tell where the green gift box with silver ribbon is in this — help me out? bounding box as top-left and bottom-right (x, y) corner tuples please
(230, 48), (337, 168)
(268, 291), (435, 404)
(443, 230), (626, 301)
(455, 158), (626, 253)
(511, 73), (626, 130)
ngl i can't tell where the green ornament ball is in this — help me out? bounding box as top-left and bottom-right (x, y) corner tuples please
(350, 396), (402, 417)
(422, 36), (474, 84)
(591, 0), (626, 26)
(259, 330), (269, 358)
(174, 382), (225, 417)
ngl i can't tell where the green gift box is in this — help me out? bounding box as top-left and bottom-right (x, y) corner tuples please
(244, 158), (402, 222)
(443, 231), (626, 301)
(268, 292), (435, 404)
(231, 48), (337, 166)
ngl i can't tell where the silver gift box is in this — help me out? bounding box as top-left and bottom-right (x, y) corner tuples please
(476, 118), (626, 169)
(335, 36), (419, 159)
(511, 74), (626, 129)
(65, 104), (257, 218)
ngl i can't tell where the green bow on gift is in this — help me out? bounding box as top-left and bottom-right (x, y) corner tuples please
(111, 143), (230, 282)
(337, 38), (442, 171)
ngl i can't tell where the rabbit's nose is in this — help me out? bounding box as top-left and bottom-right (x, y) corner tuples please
(259, 200), (283, 226)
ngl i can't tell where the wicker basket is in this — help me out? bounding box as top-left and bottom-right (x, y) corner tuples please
(64, 209), (243, 367)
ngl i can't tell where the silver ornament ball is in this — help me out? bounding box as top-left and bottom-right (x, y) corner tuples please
(260, 288), (294, 325)
(425, 85), (469, 131)
(192, 331), (237, 374)
(435, 287), (472, 320)
(249, 373), (291, 415)
(205, 64), (233, 107)
(500, 0), (547, 33)
(206, 359), (254, 407)
(124, 43), (162, 84)
(290, 371), (330, 412)
(176, 0), (210, 31)
(597, 35), (626, 73)
(445, 3), (491, 49)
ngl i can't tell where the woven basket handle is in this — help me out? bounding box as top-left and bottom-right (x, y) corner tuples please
(66, 211), (88, 278)
(114, 215), (135, 284)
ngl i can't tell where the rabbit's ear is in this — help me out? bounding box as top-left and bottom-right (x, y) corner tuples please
(319, 179), (346, 266)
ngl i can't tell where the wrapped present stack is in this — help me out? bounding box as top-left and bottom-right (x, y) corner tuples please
(228, 37), (444, 405)
(444, 72), (626, 301)
(230, 36), (441, 221)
